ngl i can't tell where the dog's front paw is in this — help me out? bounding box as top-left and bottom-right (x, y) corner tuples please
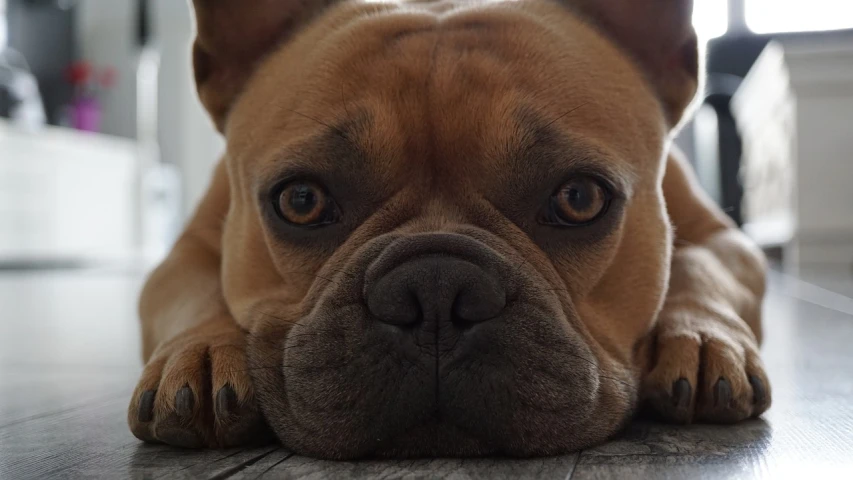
(127, 319), (271, 448)
(641, 299), (771, 424)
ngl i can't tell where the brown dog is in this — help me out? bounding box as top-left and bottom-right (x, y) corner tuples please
(128, 0), (770, 458)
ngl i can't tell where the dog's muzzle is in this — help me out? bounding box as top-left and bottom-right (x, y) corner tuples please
(249, 232), (608, 459)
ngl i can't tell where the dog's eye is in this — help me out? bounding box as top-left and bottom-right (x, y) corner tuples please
(541, 176), (611, 227)
(273, 181), (339, 227)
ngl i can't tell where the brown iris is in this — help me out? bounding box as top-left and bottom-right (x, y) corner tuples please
(544, 176), (609, 226)
(276, 181), (337, 226)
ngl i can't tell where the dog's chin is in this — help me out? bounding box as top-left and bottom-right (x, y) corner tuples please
(276, 414), (503, 459)
(370, 417), (502, 458)
(246, 306), (629, 459)
(257, 372), (623, 460)
(365, 412), (609, 459)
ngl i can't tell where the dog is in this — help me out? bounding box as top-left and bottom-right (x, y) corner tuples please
(128, 0), (771, 459)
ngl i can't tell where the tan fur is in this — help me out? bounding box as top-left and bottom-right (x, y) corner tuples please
(128, 0), (770, 456)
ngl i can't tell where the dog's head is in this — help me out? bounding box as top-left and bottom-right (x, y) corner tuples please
(191, 0), (698, 458)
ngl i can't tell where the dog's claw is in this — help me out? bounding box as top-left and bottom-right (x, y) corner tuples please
(216, 384), (237, 419)
(138, 390), (156, 422)
(748, 375), (766, 406)
(714, 377), (732, 408)
(672, 378), (691, 408)
(175, 386), (195, 417)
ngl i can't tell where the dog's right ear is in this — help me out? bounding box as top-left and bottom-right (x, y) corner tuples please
(191, 0), (338, 131)
(565, 0), (699, 127)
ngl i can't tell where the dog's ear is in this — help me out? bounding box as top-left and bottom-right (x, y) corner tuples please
(568, 0), (699, 127)
(191, 0), (337, 131)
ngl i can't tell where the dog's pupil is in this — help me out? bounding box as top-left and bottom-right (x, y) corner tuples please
(290, 185), (318, 214)
(566, 183), (591, 211)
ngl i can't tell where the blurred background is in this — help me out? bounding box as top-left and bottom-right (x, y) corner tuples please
(0, 0), (852, 281)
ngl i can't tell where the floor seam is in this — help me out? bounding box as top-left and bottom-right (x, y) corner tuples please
(564, 451), (582, 480)
(208, 447), (280, 480)
(0, 391), (128, 430)
(772, 270), (853, 316)
(249, 452), (295, 479)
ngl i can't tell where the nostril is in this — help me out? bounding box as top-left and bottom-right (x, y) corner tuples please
(366, 255), (507, 329)
(367, 296), (423, 327)
(451, 297), (483, 328)
(367, 280), (422, 327)
(451, 283), (506, 326)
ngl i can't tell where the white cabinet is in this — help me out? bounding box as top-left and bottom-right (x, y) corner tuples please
(733, 38), (853, 269)
(0, 121), (140, 266)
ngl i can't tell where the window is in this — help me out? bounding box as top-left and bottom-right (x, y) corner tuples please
(694, 0), (729, 40)
(747, 0), (853, 34)
(0, 0), (6, 50)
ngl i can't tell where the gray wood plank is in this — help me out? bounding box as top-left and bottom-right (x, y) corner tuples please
(1, 270), (852, 478)
(0, 271), (144, 369)
(0, 394), (135, 479)
(770, 269), (853, 316)
(786, 264), (853, 300)
(62, 445), (281, 480)
(571, 421), (772, 479)
(0, 370), (136, 427)
(207, 449), (295, 480)
(259, 454), (578, 480)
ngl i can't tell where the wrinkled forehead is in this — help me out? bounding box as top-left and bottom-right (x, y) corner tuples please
(226, 1), (666, 191)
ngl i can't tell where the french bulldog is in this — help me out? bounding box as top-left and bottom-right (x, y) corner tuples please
(128, 0), (770, 459)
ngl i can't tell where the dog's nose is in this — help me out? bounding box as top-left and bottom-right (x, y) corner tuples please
(366, 255), (506, 328)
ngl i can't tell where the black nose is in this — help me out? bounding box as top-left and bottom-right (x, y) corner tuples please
(366, 255), (506, 328)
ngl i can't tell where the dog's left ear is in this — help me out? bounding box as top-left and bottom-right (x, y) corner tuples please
(567, 0), (699, 127)
(191, 0), (339, 131)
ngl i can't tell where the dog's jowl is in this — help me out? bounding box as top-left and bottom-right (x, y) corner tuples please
(128, 0), (771, 459)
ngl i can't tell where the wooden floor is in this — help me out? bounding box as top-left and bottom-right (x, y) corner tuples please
(1, 266), (852, 479)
